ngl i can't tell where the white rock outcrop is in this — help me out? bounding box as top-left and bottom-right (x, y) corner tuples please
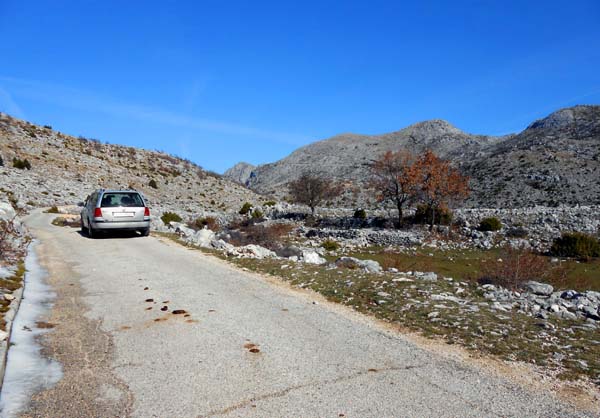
(301, 250), (327, 265)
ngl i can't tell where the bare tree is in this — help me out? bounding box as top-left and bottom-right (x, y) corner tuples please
(288, 172), (343, 216)
(370, 150), (418, 227)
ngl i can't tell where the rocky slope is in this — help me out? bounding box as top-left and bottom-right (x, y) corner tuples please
(465, 106), (600, 207)
(0, 113), (264, 219)
(226, 105), (600, 208)
(223, 161), (255, 185)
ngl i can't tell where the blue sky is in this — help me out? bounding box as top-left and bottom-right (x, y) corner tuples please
(1, 1), (599, 172)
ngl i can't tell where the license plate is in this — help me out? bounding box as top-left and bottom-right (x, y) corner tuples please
(114, 212), (134, 218)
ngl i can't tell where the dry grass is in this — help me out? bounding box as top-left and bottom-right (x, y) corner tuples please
(478, 245), (560, 290)
(0, 261), (25, 330)
(227, 222), (294, 250)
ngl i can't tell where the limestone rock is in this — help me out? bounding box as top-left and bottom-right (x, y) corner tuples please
(301, 250), (327, 265)
(524, 281), (554, 296)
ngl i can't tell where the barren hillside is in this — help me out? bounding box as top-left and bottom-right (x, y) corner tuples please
(0, 113), (264, 218)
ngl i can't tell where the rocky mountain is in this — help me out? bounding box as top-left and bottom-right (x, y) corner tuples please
(223, 162), (255, 185)
(225, 105), (600, 208)
(465, 106), (600, 207)
(0, 113), (264, 219)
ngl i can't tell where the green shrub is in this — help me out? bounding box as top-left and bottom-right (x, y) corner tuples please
(321, 239), (340, 251)
(161, 212), (182, 225)
(353, 208), (367, 219)
(479, 217), (502, 232)
(550, 232), (600, 259)
(45, 206), (60, 214)
(413, 204), (453, 225)
(12, 158), (31, 170)
(148, 179), (158, 189)
(263, 201), (277, 207)
(239, 202), (252, 215)
(251, 209), (264, 219)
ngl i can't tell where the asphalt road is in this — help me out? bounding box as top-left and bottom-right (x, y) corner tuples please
(18, 212), (593, 417)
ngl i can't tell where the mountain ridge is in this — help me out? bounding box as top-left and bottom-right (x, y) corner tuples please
(225, 105), (600, 207)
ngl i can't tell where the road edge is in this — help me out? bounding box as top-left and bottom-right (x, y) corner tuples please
(0, 248), (27, 392)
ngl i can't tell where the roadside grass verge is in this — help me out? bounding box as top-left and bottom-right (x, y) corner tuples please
(0, 261), (25, 331)
(339, 247), (600, 292)
(155, 232), (600, 386)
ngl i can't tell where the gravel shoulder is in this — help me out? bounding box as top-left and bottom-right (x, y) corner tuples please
(20, 213), (598, 417)
(19, 212), (134, 417)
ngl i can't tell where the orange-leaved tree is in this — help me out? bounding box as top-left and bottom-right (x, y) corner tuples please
(370, 150), (419, 227)
(412, 149), (470, 230)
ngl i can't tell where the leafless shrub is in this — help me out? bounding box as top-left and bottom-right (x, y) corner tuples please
(190, 216), (221, 232)
(380, 253), (406, 271)
(0, 215), (26, 263)
(335, 258), (360, 270)
(227, 223), (294, 250)
(478, 245), (562, 290)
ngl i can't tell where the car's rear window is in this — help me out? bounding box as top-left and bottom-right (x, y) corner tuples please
(100, 192), (144, 208)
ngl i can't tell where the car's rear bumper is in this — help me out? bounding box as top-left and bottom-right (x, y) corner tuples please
(91, 220), (150, 230)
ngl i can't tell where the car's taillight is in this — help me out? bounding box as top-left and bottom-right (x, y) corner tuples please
(144, 207), (150, 216)
(94, 208), (103, 218)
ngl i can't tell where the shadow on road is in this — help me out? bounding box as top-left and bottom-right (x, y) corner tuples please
(78, 230), (144, 240)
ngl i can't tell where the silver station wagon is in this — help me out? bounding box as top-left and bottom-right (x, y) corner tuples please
(80, 189), (151, 238)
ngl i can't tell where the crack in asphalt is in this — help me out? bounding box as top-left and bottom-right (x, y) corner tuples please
(202, 364), (423, 417)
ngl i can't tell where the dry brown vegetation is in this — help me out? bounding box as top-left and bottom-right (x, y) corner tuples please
(191, 216), (221, 232)
(478, 245), (568, 290)
(227, 222), (294, 250)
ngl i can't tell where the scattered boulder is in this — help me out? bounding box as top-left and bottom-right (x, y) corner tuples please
(275, 245), (303, 259)
(416, 271), (438, 282)
(210, 239), (235, 252)
(560, 290), (580, 300)
(524, 281), (554, 296)
(581, 305), (600, 321)
(302, 250), (327, 265)
(193, 228), (215, 247)
(170, 222), (195, 238)
(236, 244), (276, 259)
(335, 257), (382, 273)
(0, 201), (16, 221)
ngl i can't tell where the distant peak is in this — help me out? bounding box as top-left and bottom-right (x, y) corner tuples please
(404, 119), (464, 135)
(229, 161), (254, 169)
(526, 105), (600, 131)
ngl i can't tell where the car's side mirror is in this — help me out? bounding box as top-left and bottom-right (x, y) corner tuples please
(77, 201), (85, 207)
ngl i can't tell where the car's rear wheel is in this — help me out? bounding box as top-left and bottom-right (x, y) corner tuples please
(80, 215), (88, 236)
(141, 228), (150, 237)
(88, 222), (96, 239)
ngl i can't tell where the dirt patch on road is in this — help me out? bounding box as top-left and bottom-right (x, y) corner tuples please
(19, 230), (134, 418)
